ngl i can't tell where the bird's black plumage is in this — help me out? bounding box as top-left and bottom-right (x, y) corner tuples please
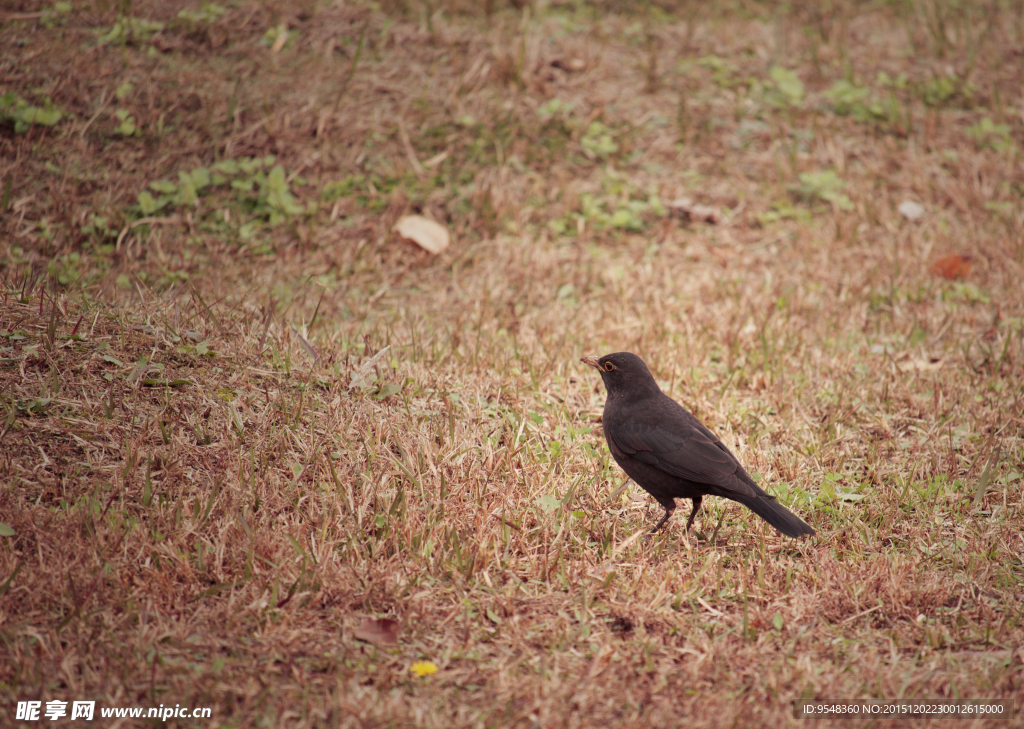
(582, 352), (815, 539)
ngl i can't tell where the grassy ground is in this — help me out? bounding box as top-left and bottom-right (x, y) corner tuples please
(2, 0), (1023, 726)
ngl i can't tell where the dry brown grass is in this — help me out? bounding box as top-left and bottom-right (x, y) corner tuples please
(2, 0), (1023, 726)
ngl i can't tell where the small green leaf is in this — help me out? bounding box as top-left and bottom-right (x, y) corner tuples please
(373, 383), (401, 401)
(610, 207), (642, 230)
(0, 523), (15, 537)
(238, 221), (261, 240)
(769, 65), (804, 106)
(797, 170), (854, 211)
(149, 179), (178, 194)
(581, 121), (618, 159)
(1, 92), (65, 133)
(137, 190), (169, 215)
(213, 159), (239, 175)
(190, 167), (211, 190)
(836, 490), (866, 502)
(534, 495), (560, 514)
(18, 397), (53, 414)
(175, 171), (198, 205)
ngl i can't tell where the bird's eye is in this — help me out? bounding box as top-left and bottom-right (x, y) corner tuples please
(603, 362), (616, 372)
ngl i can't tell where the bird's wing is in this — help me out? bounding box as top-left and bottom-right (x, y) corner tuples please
(605, 419), (759, 498)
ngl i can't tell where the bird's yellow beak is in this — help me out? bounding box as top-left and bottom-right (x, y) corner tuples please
(580, 355), (600, 369)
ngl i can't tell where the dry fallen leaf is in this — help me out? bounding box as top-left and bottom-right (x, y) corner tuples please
(929, 254), (973, 280)
(422, 149), (450, 169)
(898, 200), (925, 221)
(612, 527), (647, 557)
(349, 345), (391, 391)
(906, 356), (945, 372)
(669, 197), (721, 224)
(551, 58), (587, 72)
(354, 618), (400, 646)
(270, 28), (288, 54)
(393, 215), (450, 255)
(289, 325), (318, 363)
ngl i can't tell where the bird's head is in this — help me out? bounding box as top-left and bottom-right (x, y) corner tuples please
(580, 352), (660, 395)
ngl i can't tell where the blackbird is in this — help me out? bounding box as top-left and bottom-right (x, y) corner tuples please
(582, 352), (815, 538)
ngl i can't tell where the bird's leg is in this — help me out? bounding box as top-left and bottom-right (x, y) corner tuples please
(650, 503), (675, 533)
(683, 496), (703, 532)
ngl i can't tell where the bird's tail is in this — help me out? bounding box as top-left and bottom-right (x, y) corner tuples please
(735, 491), (816, 538)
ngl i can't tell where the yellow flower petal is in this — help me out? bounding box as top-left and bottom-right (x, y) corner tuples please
(410, 660), (438, 677)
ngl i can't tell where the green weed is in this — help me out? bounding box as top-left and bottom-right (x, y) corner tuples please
(967, 118), (1012, 152)
(0, 92), (64, 133)
(177, 2), (226, 25)
(137, 156), (311, 238)
(765, 65), (804, 109)
(795, 170), (854, 211)
(95, 16), (165, 45)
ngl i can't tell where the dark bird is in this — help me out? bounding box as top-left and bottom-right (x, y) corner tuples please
(582, 352), (815, 539)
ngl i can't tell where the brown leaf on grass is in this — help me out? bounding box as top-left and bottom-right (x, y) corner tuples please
(669, 197), (721, 224)
(270, 28), (289, 54)
(551, 58), (587, 72)
(354, 618), (400, 646)
(150, 36), (182, 53)
(393, 215), (450, 254)
(422, 149), (450, 169)
(929, 254), (973, 280)
(289, 325), (318, 363)
(898, 200), (925, 221)
(901, 354), (945, 372)
(397, 119), (425, 177)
